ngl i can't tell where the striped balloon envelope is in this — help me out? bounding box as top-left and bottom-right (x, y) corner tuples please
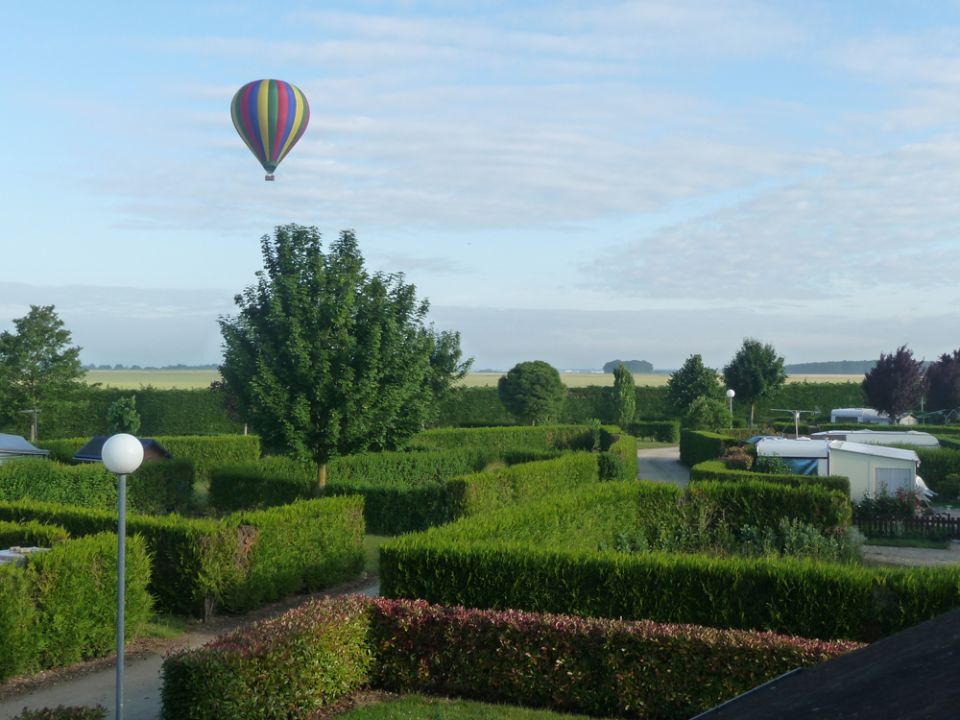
(230, 79), (310, 181)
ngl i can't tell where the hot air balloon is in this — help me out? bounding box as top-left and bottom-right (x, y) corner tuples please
(230, 79), (310, 181)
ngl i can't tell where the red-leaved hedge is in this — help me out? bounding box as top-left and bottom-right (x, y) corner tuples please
(161, 595), (860, 720)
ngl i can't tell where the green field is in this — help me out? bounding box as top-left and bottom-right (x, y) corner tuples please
(83, 368), (864, 390)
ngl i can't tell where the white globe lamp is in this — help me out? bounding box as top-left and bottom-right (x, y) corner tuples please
(102, 434), (144, 475)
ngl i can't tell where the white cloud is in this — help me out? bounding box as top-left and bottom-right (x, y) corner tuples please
(588, 136), (960, 307)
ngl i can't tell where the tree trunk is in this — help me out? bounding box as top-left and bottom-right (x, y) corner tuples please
(317, 463), (327, 492)
(749, 403), (755, 430)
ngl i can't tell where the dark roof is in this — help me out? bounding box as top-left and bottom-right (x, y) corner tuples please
(0, 433), (48, 456)
(74, 436), (172, 462)
(693, 607), (960, 720)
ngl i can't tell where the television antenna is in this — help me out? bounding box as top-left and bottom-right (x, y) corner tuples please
(771, 408), (817, 437)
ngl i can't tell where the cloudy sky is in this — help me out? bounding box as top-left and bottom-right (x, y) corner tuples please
(3, 1), (960, 370)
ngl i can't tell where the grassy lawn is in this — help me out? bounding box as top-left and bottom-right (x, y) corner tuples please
(365, 534), (390, 574)
(338, 695), (599, 720)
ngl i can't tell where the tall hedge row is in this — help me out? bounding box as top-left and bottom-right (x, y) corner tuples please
(0, 496), (364, 618)
(161, 595), (859, 720)
(0, 531), (152, 680)
(1, 388), (242, 439)
(690, 460), (851, 496)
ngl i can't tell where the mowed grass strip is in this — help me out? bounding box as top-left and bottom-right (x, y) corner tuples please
(337, 694), (600, 720)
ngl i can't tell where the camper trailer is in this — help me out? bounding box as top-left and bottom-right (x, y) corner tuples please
(811, 429), (939, 449)
(755, 437), (921, 501)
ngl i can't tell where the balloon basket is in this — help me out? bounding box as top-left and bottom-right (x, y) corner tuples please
(265, 174), (275, 182)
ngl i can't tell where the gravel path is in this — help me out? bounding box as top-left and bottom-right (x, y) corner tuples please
(0, 574), (380, 720)
(637, 445), (689, 487)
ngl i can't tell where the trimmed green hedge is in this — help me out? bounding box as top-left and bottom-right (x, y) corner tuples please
(0, 531), (152, 680)
(1, 387), (241, 439)
(221, 497), (365, 612)
(328, 453), (600, 535)
(679, 429), (739, 467)
(380, 482), (958, 641)
(627, 419), (680, 442)
(0, 496), (364, 618)
(0, 458), (195, 514)
(0, 519), (70, 548)
(690, 460), (851, 496)
(155, 435), (260, 482)
(916, 447), (960, 499)
(160, 595), (859, 720)
(409, 425), (596, 453)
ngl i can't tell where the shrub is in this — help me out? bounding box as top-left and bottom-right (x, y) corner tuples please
(690, 460), (851, 496)
(601, 427), (637, 480)
(721, 446), (753, 470)
(161, 595), (373, 720)
(107, 394), (141, 435)
(683, 396), (732, 430)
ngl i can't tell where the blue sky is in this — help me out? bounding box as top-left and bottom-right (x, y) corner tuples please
(3, 1), (960, 369)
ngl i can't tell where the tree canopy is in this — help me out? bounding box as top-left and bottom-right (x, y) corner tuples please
(612, 362), (636, 427)
(0, 305), (85, 439)
(218, 225), (471, 482)
(722, 339), (786, 428)
(862, 345), (925, 422)
(666, 354), (722, 414)
(497, 361), (566, 425)
(925, 349), (960, 413)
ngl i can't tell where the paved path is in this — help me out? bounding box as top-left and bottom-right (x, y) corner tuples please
(862, 542), (960, 567)
(637, 445), (689, 487)
(0, 576), (379, 720)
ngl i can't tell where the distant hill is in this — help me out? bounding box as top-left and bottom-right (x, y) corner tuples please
(784, 360), (875, 374)
(603, 359), (654, 374)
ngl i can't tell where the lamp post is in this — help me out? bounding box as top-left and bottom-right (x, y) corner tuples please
(101, 434), (143, 720)
(726, 389), (736, 423)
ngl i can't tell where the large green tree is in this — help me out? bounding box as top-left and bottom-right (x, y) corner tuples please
(862, 345), (925, 423)
(666, 354), (722, 415)
(218, 225), (471, 486)
(612, 362), (636, 427)
(497, 360), (566, 425)
(722, 339), (786, 429)
(0, 305), (85, 440)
